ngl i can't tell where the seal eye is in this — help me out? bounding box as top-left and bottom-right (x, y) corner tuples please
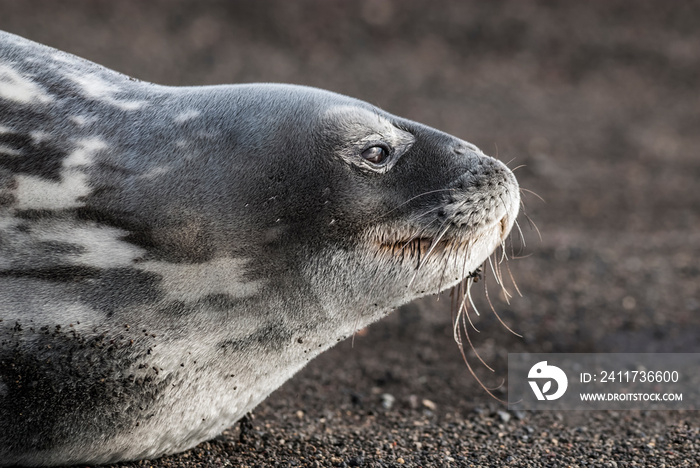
(361, 146), (389, 164)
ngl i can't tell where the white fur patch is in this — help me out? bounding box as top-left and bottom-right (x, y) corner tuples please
(49, 302), (102, 332)
(137, 257), (263, 303)
(0, 292), (99, 334)
(51, 52), (83, 66)
(69, 72), (119, 98)
(29, 130), (50, 144)
(68, 72), (146, 111)
(139, 166), (171, 180)
(69, 115), (93, 127)
(113, 100), (144, 111)
(15, 172), (90, 210)
(0, 218), (18, 270)
(35, 222), (146, 268)
(15, 137), (107, 210)
(64, 138), (105, 167)
(0, 63), (53, 104)
(174, 110), (201, 123)
(0, 144), (22, 156)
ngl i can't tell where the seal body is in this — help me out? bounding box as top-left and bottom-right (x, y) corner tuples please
(0, 31), (520, 466)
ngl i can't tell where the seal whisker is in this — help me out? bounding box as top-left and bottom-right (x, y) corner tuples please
(487, 253), (501, 286)
(410, 235), (447, 287)
(350, 312), (363, 348)
(513, 219), (526, 250)
(453, 332), (505, 403)
(463, 276), (481, 319)
(460, 239), (474, 282)
(395, 218), (438, 258)
(452, 284), (465, 342)
(523, 211), (543, 242)
(488, 252), (512, 304)
(497, 251), (513, 302)
(453, 279), (479, 338)
(495, 249), (507, 285)
(405, 205), (443, 225)
(454, 302), (492, 371)
(440, 236), (464, 292)
(436, 244), (452, 294)
(520, 187), (545, 202)
(505, 258), (523, 298)
(453, 306), (507, 402)
(417, 219), (452, 270)
(451, 285), (491, 378)
(372, 188), (456, 221)
(483, 271), (522, 337)
(409, 217), (452, 286)
(460, 302), (493, 370)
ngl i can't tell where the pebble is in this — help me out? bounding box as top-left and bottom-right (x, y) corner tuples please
(421, 399), (437, 411)
(380, 394), (395, 410)
(497, 410), (511, 423)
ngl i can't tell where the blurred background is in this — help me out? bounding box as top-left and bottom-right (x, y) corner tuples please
(1, 1), (699, 466)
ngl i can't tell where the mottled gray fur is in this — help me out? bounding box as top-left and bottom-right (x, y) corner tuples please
(0, 31), (520, 466)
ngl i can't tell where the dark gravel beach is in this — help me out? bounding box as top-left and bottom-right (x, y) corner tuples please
(1, 1), (699, 466)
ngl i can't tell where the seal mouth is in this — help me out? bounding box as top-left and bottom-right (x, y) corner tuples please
(375, 213), (512, 260)
(498, 214), (512, 241)
(373, 229), (475, 268)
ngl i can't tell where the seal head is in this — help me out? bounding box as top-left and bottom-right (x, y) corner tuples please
(0, 31), (519, 465)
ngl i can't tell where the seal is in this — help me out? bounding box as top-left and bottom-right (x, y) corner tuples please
(0, 31), (520, 466)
